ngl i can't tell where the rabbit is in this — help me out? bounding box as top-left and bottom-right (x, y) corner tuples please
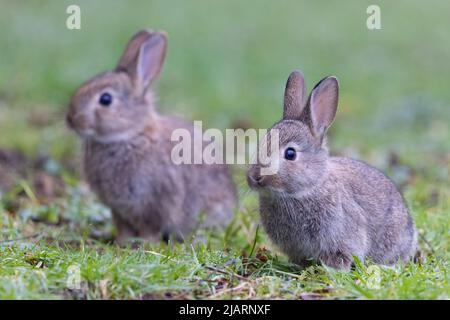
(247, 70), (417, 271)
(66, 29), (237, 244)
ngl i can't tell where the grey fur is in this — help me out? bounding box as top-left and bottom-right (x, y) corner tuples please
(67, 30), (236, 244)
(247, 71), (417, 270)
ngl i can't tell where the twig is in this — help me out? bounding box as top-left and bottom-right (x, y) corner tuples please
(205, 265), (249, 282)
(419, 232), (435, 254)
(208, 281), (251, 299)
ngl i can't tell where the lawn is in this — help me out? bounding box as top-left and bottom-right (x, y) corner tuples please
(0, 0), (449, 299)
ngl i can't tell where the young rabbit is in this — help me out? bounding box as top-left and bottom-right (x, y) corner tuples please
(66, 30), (236, 244)
(247, 70), (417, 270)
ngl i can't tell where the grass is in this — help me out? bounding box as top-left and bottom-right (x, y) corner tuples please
(0, 0), (449, 299)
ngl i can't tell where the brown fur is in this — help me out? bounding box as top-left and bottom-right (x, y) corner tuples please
(247, 70), (417, 270)
(67, 30), (236, 244)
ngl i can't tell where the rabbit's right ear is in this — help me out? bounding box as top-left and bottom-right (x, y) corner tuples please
(283, 70), (307, 120)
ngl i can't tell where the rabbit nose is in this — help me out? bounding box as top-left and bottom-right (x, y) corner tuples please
(67, 112), (90, 130)
(247, 167), (264, 188)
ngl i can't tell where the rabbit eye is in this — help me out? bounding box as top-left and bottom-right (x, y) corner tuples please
(284, 147), (296, 161)
(99, 92), (113, 107)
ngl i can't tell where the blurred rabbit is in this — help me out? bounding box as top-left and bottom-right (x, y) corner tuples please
(67, 30), (236, 244)
(247, 70), (417, 270)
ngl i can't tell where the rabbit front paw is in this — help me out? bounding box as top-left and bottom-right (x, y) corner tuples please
(319, 252), (353, 271)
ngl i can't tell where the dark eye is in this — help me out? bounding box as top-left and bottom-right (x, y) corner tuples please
(99, 92), (113, 107)
(284, 147), (296, 161)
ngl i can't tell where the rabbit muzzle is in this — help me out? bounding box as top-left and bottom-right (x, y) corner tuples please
(66, 111), (96, 137)
(247, 166), (268, 189)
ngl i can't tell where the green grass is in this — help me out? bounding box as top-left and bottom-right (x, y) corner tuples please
(0, 0), (449, 299)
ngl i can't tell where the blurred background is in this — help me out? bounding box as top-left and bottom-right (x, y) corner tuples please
(0, 0), (449, 220)
(1, 0), (449, 225)
(0, 0), (450, 222)
(1, 0), (449, 158)
(0, 0), (449, 300)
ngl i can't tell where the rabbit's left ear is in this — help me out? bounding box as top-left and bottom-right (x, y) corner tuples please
(283, 70), (307, 120)
(117, 30), (167, 92)
(305, 76), (339, 140)
(116, 29), (153, 73)
(135, 32), (167, 90)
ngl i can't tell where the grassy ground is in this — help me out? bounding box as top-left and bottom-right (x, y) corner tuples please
(0, 0), (449, 299)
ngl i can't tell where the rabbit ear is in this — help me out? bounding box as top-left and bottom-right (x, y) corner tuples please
(305, 76), (339, 140)
(116, 29), (154, 73)
(135, 32), (167, 90)
(283, 70), (307, 120)
(116, 30), (167, 92)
